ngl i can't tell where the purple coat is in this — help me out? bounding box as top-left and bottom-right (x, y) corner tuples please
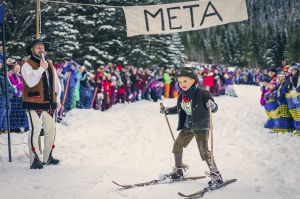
(8, 73), (24, 97)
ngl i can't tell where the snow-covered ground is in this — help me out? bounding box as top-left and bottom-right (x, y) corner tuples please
(0, 85), (299, 199)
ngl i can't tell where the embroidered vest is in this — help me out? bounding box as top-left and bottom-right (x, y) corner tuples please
(22, 58), (57, 110)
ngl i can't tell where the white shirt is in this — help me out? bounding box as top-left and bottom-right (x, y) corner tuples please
(21, 62), (62, 103)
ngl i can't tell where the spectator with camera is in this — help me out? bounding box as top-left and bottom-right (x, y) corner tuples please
(62, 58), (78, 112)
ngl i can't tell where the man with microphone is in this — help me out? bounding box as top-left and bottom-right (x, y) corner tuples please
(21, 39), (62, 169)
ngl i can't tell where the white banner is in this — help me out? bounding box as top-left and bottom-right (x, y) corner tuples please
(123, 0), (248, 37)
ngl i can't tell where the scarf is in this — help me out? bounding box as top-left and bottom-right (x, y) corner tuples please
(30, 54), (41, 64)
(181, 84), (197, 102)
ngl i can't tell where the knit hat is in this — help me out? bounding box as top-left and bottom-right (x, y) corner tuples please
(55, 63), (63, 69)
(291, 64), (300, 72)
(283, 65), (290, 72)
(277, 71), (286, 77)
(276, 67), (282, 73)
(116, 64), (123, 71)
(177, 67), (197, 81)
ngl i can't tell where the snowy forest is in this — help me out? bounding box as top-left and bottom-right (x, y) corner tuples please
(2, 0), (300, 69)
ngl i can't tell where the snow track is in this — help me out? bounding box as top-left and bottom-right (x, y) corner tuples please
(0, 85), (299, 199)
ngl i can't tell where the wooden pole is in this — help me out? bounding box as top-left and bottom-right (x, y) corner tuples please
(90, 88), (98, 109)
(160, 103), (175, 142)
(209, 108), (214, 163)
(60, 72), (71, 117)
(1, 5), (12, 162)
(36, 0), (41, 39)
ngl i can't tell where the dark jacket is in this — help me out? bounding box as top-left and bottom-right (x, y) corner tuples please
(167, 88), (217, 131)
(0, 74), (15, 100)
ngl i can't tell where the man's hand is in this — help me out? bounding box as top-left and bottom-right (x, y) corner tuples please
(40, 60), (49, 70)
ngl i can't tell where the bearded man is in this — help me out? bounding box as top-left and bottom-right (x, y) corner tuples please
(21, 39), (62, 169)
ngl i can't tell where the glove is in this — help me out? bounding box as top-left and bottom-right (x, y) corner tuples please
(206, 99), (217, 111)
(160, 105), (168, 115)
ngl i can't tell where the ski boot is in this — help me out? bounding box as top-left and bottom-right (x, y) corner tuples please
(162, 166), (186, 181)
(206, 171), (224, 188)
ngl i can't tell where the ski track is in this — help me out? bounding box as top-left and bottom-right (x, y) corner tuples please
(0, 85), (299, 199)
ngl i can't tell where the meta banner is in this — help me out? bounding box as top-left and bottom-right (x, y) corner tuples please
(123, 0), (248, 37)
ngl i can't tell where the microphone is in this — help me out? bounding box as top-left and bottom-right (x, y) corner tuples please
(41, 52), (46, 61)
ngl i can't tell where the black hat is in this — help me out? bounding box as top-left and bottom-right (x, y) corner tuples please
(177, 67), (197, 81)
(267, 67), (277, 74)
(26, 39), (50, 55)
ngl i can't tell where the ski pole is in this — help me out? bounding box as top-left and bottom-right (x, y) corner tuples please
(160, 103), (175, 142)
(90, 87), (98, 109)
(60, 72), (71, 117)
(209, 107), (214, 162)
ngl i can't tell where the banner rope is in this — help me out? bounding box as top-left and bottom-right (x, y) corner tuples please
(42, 0), (124, 9)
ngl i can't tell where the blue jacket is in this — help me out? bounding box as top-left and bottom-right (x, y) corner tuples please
(63, 64), (78, 89)
(75, 72), (87, 90)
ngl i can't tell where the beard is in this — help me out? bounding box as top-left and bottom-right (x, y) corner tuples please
(32, 50), (44, 59)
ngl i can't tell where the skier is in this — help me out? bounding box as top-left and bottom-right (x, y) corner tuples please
(160, 67), (223, 187)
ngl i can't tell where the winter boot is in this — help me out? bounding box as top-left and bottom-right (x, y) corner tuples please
(206, 171), (223, 187)
(30, 156), (43, 169)
(44, 154), (60, 165)
(163, 167), (185, 181)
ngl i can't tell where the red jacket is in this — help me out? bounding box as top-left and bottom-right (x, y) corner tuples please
(204, 75), (214, 87)
(118, 86), (126, 94)
(101, 80), (112, 94)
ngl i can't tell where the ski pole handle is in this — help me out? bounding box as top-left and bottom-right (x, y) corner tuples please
(160, 102), (165, 113)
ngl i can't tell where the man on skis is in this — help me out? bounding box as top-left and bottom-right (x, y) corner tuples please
(161, 67), (223, 187)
